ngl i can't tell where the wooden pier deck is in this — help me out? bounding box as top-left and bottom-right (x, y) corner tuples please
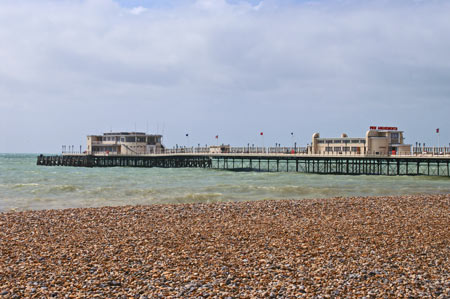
(37, 154), (450, 177)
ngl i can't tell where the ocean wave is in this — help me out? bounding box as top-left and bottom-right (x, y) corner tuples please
(11, 183), (40, 189)
(30, 184), (79, 195)
(49, 185), (79, 192)
(205, 184), (318, 195)
(0, 197), (62, 212)
(170, 192), (224, 204)
(123, 188), (157, 197)
(84, 187), (117, 196)
(84, 187), (157, 198)
(203, 184), (365, 199)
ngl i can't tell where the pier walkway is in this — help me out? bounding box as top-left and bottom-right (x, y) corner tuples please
(37, 153), (450, 177)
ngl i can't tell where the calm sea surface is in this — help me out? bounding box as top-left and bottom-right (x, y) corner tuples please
(1, 153), (450, 211)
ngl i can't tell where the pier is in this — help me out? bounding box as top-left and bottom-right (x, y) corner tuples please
(39, 127), (450, 177)
(37, 153), (450, 177)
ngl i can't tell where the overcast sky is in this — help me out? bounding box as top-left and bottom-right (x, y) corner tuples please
(1, 0), (449, 153)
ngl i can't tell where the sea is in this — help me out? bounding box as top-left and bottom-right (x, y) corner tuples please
(1, 153), (450, 212)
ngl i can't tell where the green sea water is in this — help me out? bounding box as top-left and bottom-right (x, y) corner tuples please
(1, 154), (450, 211)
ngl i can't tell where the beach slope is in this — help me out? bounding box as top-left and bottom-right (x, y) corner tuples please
(1, 195), (449, 297)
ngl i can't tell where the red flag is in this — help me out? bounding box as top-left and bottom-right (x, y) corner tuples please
(260, 132), (263, 136)
(215, 135), (218, 139)
(436, 128), (440, 133)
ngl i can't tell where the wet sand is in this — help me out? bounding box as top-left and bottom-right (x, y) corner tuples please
(1, 194), (449, 298)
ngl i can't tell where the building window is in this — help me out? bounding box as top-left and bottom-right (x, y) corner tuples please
(343, 147), (350, 151)
(351, 147), (359, 152)
(391, 133), (399, 144)
(333, 147), (342, 151)
(318, 140), (324, 144)
(126, 137), (136, 142)
(333, 140), (341, 144)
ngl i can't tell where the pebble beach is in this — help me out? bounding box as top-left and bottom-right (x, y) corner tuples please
(1, 194), (449, 298)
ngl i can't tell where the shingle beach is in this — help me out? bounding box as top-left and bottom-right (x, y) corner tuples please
(1, 194), (449, 298)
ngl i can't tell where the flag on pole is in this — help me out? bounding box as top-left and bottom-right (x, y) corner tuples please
(436, 128), (440, 133)
(291, 132), (294, 136)
(186, 133), (189, 137)
(260, 132), (263, 136)
(215, 135), (218, 139)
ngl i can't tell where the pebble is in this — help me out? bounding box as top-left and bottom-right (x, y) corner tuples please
(0, 194), (449, 297)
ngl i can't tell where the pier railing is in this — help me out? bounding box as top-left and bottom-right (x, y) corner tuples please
(412, 146), (450, 155)
(161, 147), (308, 154)
(61, 145), (450, 157)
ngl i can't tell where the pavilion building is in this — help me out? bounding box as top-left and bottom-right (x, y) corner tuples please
(309, 127), (411, 156)
(87, 132), (164, 155)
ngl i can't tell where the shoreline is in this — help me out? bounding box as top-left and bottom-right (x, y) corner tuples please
(1, 194), (449, 297)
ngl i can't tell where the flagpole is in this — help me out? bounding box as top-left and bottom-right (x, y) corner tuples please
(436, 128), (440, 153)
(438, 131), (440, 151)
(261, 133), (264, 152)
(291, 132), (294, 148)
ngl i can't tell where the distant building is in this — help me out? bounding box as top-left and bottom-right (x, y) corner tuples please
(309, 127), (411, 155)
(87, 132), (164, 155)
(209, 145), (231, 154)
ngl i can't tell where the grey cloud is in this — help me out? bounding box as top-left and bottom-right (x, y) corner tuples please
(0, 0), (449, 153)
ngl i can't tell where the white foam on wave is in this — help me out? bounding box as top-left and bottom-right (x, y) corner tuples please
(11, 183), (40, 188)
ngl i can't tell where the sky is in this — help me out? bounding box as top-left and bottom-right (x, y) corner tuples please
(0, 0), (449, 153)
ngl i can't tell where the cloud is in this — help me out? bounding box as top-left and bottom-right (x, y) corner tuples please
(0, 0), (449, 152)
(129, 6), (148, 15)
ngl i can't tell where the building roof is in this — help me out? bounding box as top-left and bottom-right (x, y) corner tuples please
(316, 138), (365, 141)
(104, 132), (146, 136)
(88, 132), (162, 137)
